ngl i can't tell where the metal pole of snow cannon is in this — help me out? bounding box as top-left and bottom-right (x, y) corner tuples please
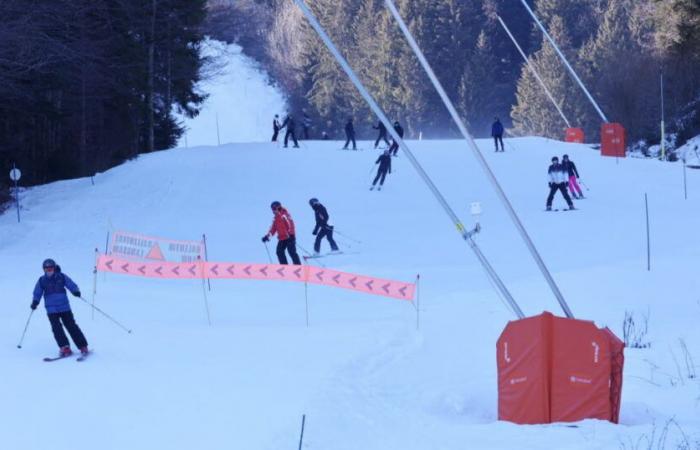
(78, 296), (132, 334)
(496, 15), (571, 129)
(17, 310), (34, 349)
(517, 0), (609, 124)
(293, 0), (526, 319)
(298, 414), (306, 450)
(383, 0), (570, 319)
(202, 234), (211, 291)
(645, 193), (651, 272)
(198, 256), (212, 326)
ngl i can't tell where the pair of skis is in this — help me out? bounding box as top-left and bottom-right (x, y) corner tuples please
(43, 351), (91, 363)
(303, 251), (356, 260)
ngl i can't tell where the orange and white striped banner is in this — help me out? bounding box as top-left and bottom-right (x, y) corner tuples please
(96, 254), (415, 301)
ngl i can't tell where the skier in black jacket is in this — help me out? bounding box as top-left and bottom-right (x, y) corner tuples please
(272, 115), (281, 142)
(309, 198), (339, 255)
(546, 156), (575, 211)
(342, 118), (356, 150)
(491, 117), (505, 152)
(371, 150), (392, 191)
(373, 121), (390, 149)
(388, 121), (404, 156)
(281, 114), (300, 148)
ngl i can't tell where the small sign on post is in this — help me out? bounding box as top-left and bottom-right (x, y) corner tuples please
(9, 164), (21, 223)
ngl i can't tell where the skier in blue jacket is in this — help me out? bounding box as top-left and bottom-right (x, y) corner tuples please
(31, 259), (89, 357)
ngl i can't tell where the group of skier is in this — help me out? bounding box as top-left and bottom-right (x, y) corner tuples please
(261, 198), (340, 265)
(546, 154), (584, 211)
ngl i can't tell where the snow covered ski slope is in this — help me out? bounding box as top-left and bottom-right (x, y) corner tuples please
(1, 137), (699, 449)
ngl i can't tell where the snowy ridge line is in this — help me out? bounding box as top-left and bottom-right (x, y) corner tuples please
(96, 254), (415, 301)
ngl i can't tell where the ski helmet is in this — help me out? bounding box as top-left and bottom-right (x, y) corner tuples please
(309, 198), (319, 206)
(42, 258), (56, 269)
(270, 201), (281, 210)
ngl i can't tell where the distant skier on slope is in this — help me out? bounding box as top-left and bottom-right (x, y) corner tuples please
(373, 120), (390, 149)
(546, 156), (575, 211)
(31, 259), (89, 358)
(309, 198), (340, 256)
(262, 201), (302, 265)
(561, 154), (584, 199)
(272, 114), (281, 142)
(281, 114), (300, 148)
(302, 110), (312, 140)
(370, 150), (392, 191)
(342, 117), (356, 150)
(388, 121), (404, 156)
(492, 117), (505, 152)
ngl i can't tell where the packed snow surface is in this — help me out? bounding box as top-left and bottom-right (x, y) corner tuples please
(177, 39), (286, 147)
(2, 137), (699, 449)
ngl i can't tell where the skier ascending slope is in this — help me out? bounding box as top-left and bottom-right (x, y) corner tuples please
(262, 201), (302, 265)
(546, 156), (575, 211)
(373, 120), (390, 149)
(388, 121), (404, 156)
(370, 150), (392, 191)
(309, 198), (339, 256)
(31, 259), (89, 358)
(561, 154), (584, 199)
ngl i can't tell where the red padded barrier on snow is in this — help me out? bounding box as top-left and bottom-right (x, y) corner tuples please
(497, 314), (551, 424)
(550, 316), (612, 422)
(601, 123), (626, 157)
(565, 128), (585, 143)
(497, 312), (624, 425)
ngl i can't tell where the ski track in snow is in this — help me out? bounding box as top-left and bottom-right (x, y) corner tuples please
(1, 137), (700, 449)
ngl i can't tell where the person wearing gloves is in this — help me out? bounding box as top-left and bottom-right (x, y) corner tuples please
(31, 258), (89, 357)
(546, 156), (575, 211)
(262, 201), (302, 265)
(309, 198), (340, 256)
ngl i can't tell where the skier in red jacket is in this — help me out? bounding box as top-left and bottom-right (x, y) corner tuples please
(262, 201), (302, 265)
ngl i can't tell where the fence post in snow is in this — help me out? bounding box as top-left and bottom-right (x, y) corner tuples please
(415, 274), (420, 331)
(645, 193), (651, 271)
(683, 162), (688, 200)
(298, 414), (306, 450)
(216, 112), (221, 146)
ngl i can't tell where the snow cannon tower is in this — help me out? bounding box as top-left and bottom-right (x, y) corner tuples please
(601, 123), (626, 157)
(497, 312), (624, 425)
(565, 128), (585, 143)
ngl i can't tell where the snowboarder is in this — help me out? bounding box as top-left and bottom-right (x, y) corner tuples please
(561, 154), (584, 199)
(262, 201), (302, 265)
(302, 110), (312, 140)
(342, 118), (356, 150)
(281, 114), (300, 148)
(31, 259), (89, 357)
(272, 114), (281, 142)
(492, 117), (505, 152)
(309, 198), (339, 255)
(546, 156), (575, 211)
(388, 121), (404, 156)
(371, 150), (392, 191)
(373, 120), (390, 149)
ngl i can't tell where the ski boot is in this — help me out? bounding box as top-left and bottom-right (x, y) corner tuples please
(59, 346), (73, 357)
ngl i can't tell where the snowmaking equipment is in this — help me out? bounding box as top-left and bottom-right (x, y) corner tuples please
(293, 0), (625, 426)
(518, 0), (626, 157)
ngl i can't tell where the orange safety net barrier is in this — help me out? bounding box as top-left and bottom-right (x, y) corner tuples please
(96, 253), (415, 301)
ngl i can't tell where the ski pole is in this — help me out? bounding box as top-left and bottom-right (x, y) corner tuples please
(17, 309), (34, 349)
(580, 180), (590, 191)
(263, 241), (273, 264)
(333, 229), (362, 244)
(78, 296), (132, 334)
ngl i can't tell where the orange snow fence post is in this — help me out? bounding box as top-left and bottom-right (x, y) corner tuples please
(565, 128), (584, 143)
(497, 312), (624, 424)
(601, 123), (626, 157)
